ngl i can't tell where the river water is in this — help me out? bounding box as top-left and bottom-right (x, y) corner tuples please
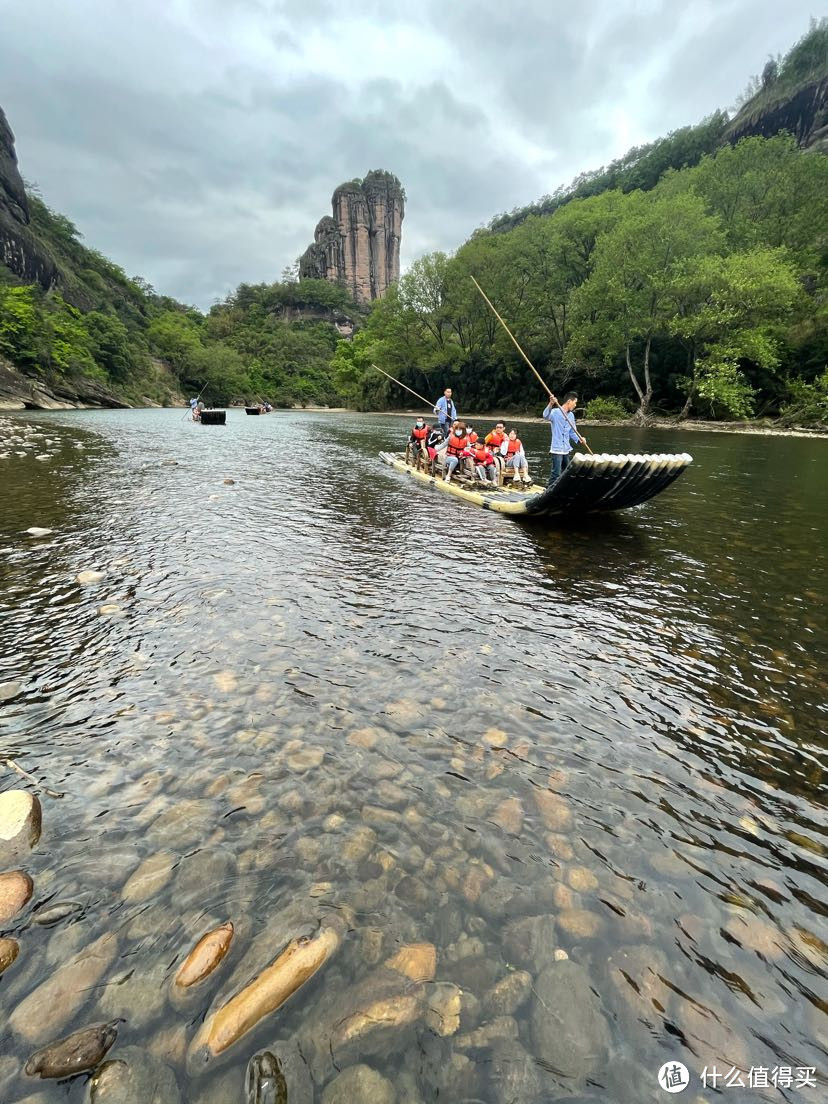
(0, 409), (825, 1104)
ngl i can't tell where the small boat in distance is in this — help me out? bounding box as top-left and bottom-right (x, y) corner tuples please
(200, 409), (226, 425)
(379, 450), (692, 520)
(245, 407), (262, 415)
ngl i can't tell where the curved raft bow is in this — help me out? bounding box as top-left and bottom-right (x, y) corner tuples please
(379, 450), (693, 519)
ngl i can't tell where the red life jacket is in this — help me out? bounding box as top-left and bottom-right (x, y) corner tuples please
(467, 431), (479, 444)
(446, 431), (468, 458)
(472, 445), (493, 465)
(505, 437), (523, 456)
(486, 430), (505, 449)
(411, 424), (429, 441)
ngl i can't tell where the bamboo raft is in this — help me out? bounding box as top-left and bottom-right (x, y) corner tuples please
(199, 409), (226, 425)
(379, 450), (693, 518)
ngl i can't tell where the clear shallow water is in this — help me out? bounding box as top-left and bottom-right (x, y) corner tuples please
(0, 408), (826, 1103)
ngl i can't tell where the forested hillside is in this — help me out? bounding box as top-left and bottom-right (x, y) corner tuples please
(0, 192), (361, 408)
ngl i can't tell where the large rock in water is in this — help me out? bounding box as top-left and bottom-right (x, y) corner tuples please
(530, 961), (610, 1083)
(0, 790), (42, 860)
(298, 171), (404, 304)
(25, 1021), (118, 1079)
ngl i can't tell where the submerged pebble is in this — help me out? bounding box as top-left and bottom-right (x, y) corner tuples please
(0, 790), (42, 858)
(25, 1021), (118, 1079)
(0, 870), (34, 921)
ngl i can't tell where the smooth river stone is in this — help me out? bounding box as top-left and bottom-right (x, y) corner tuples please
(25, 528), (53, 537)
(0, 790), (42, 858)
(530, 961), (610, 1082)
(99, 969), (167, 1030)
(557, 908), (605, 940)
(0, 869), (34, 920)
(122, 852), (175, 903)
(385, 942), (437, 982)
(490, 796), (524, 835)
(0, 935), (20, 974)
(187, 925), (342, 1076)
(10, 932), (119, 1044)
(76, 570), (106, 585)
(246, 1043), (313, 1104)
(286, 745), (325, 771)
(502, 914), (557, 971)
(0, 680), (23, 702)
(533, 790), (573, 831)
(174, 922), (234, 988)
(567, 866), (599, 892)
(86, 1046), (181, 1104)
(25, 1021), (118, 1079)
(482, 970), (533, 1017)
(321, 1064), (395, 1104)
(424, 982), (462, 1036)
(33, 901), (83, 927)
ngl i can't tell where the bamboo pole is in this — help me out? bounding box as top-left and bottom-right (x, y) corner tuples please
(370, 364), (444, 414)
(470, 276), (592, 454)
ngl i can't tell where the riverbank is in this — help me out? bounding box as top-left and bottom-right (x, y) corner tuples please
(376, 409), (828, 439)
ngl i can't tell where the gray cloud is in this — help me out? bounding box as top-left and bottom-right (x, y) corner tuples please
(0, 0), (818, 307)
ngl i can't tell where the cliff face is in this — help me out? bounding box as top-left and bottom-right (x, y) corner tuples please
(0, 106), (59, 289)
(726, 75), (828, 152)
(299, 171), (404, 304)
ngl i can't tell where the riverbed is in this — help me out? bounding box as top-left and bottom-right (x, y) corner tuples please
(0, 409), (826, 1103)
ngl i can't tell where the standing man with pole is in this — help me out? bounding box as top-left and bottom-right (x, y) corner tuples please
(543, 392), (587, 486)
(433, 387), (457, 438)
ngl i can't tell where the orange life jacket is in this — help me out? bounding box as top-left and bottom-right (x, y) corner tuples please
(505, 437), (523, 455)
(467, 431), (479, 444)
(411, 424), (429, 441)
(446, 431), (468, 458)
(486, 430), (505, 448)
(472, 444), (494, 465)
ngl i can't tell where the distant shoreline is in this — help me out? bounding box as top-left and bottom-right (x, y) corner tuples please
(321, 408), (828, 440)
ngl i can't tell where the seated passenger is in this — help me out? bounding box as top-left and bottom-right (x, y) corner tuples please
(466, 425), (479, 445)
(485, 422), (506, 450)
(500, 429), (531, 485)
(408, 418), (430, 461)
(433, 421), (469, 483)
(426, 424), (445, 460)
(470, 441), (497, 485)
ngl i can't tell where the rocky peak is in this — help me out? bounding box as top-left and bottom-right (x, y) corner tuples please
(726, 73), (828, 151)
(0, 107), (29, 223)
(299, 170), (404, 304)
(0, 105), (59, 290)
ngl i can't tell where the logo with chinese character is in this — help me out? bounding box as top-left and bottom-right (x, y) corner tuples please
(658, 1062), (690, 1093)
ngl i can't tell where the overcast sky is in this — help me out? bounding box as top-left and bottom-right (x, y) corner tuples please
(0, 0), (819, 309)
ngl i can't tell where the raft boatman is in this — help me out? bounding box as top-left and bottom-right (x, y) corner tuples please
(433, 388), (457, 438)
(543, 392), (587, 486)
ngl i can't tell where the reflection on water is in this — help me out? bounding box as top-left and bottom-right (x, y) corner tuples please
(0, 409), (826, 1104)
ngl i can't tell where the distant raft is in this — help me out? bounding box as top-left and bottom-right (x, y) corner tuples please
(379, 450), (693, 519)
(200, 409), (227, 425)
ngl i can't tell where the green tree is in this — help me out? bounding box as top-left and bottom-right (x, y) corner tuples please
(569, 192), (724, 418)
(0, 285), (41, 366)
(668, 247), (800, 417)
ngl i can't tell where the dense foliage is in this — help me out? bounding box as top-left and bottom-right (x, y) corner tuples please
(0, 196), (361, 406)
(334, 134), (827, 422)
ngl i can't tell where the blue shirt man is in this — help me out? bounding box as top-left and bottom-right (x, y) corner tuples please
(433, 388), (457, 434)
(543, 391), (585, 487)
